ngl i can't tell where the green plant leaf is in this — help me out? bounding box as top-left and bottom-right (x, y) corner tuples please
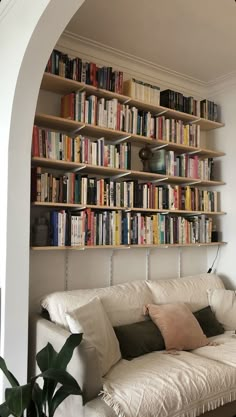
(53, 333), (83, 370)
(39, 369), (81, 393)
(5, 384), (31, 417)
(49, 385), (82, 417)
(44, 334), (83, 406)
(0, 357), (19, 387)
(36, 343), (58, 373)
(31, 382), (44, 417)
(0, 402), (11, 417)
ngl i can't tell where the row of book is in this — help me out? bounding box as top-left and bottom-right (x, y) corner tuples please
(156, 117), (200, 146)
(32, 127), (131, 169)
(46, 49), (124, 94)
(45, 50), (219, 122)
(151, 150), (213, 180)
(123, 78), (160, 105)
(31, 168), (219, 212)
(45, 209), (214, 247)
(160, 89), (219, 121)
(61, 91), (203, 141)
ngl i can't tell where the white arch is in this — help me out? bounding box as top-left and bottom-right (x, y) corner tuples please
(0, 0), (85, 395)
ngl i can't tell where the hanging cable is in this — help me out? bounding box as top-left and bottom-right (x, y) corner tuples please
(207, 245), (220, 273)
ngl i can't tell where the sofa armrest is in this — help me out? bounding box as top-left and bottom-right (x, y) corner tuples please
(29, 314), (103, 403)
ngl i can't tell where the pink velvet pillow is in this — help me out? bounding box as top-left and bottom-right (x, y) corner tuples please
(145, 303), (208, 351)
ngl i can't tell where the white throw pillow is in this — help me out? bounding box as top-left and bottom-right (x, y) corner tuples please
(65, 297), (121, 376)
(207, 288), (236, 331)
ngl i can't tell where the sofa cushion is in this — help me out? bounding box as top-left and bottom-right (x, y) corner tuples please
(207, 288), (236, 331)
(146, 273), (224, 312)
(145, 302), (208, 351)
(114, 320), (165, 360)
(102, 350), (236, 417)
(41, 280), (153, 328)
(193, 306), (224, 337)
(66, 297), (121, 376)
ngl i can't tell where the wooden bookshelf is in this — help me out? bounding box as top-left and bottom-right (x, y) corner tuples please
(31, 242), (227, 251)
(32, 202), (226, 216)
(31, 157), (225, 186)
(32, 72), (226, 251)
(41, 73), (224, 131)
(34, 113), (225, 158)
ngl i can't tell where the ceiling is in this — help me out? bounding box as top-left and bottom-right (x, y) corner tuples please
(66, 0), (236, 83)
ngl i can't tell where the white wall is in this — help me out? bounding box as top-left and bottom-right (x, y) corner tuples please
(206, 83), (236, 288)
(0, 0), (85, 397)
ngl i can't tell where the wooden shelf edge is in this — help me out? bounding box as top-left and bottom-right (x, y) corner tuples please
(31, 242), (227, 251)
(34, 113), (225, 158)
(41, 73), (224, 131)
(31, 202), (226, 216)
(31, 156), (225, 186)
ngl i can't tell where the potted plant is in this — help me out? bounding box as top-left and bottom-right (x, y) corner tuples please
(0, 333), (83, 417)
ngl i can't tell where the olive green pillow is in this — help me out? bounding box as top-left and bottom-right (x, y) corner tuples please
(193, 305), (224, 337)
(114, 320), (165, 360)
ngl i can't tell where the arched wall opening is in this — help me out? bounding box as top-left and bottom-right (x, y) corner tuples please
(0, 0), (85, 396)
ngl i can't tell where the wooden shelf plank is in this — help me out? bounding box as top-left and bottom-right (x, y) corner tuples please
(34, 114), (225, 158)
(40, 73), (224, 131)
(31, 241), (227, 251)
(32, 202), (226, 216)
(31, 157), (225, 186)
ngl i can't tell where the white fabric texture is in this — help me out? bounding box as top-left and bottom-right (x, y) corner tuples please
(146, 273), (224, 312)
(193, 331), (236, 366)
(66, 297), (121, 376)
(102, 350), (236, 417)
(41, 280), (153, 328)
(207, 288), (236, 331)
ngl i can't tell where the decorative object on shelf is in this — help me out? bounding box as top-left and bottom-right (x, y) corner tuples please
(0, 334), (83, 417)
(148, 149), (166, 174)
(139, 146), (152, 171)
(212, 225), (219, 242)
(32, 216), (49, 246)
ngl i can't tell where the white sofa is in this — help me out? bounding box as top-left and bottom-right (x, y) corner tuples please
(30, 273), (236, 417)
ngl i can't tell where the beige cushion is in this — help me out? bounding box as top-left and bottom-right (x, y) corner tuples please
(41, 280), (153, 328)
(145, 302), (208, 351)
(207, 288), (236, 331)
(66, 297), (121, 376)
(146, 273), (224, 312)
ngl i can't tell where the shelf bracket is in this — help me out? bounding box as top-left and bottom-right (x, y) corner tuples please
(151, 176), (169, 184)
(191, 118), (201, 125)
(64, 251), (69, 291)
(111, 171), (131, 180)
(178, 247), (182, 279)
(113, 135), (131, 144)
(71, 164), (86, 173)
(183, 180), (201, 186)
(123, 98), (131, 105)
(151, 143), (169, 152)
(160, 211), (170, 215)
(155, 110), (168, 117)
(109, 250), (114, 286)
(69, 206), (86, 212)
(145, 248), (150, 281)
(71, 124), (86, 136)
(187, 149), (201, 155)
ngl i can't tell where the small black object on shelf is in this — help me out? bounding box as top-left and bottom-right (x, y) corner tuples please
(32, 216), (49, 246)
(139, 147), (152, 172)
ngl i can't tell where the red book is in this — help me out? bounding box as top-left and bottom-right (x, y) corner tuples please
(32, 125), (39, 157)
